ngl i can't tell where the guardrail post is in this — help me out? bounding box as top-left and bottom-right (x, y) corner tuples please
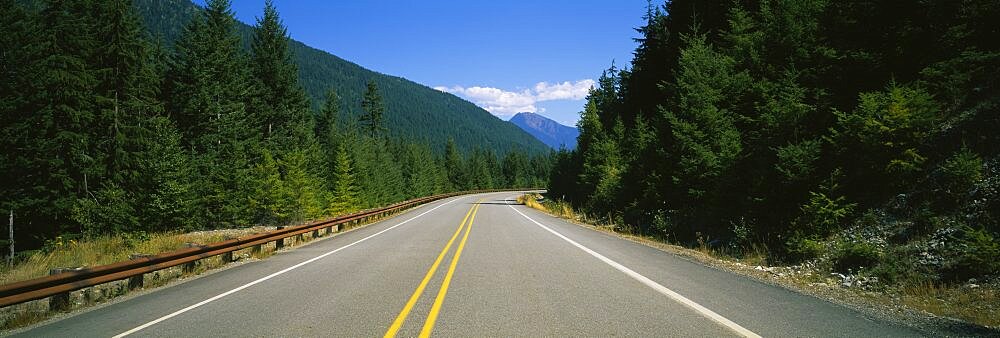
(127, 254), (151, 290)
(49, 267), (79, 311)
(182, 243), (198, 273)
(275, 226), (285, 249)
(313, 228), (321, 238)
(220, 236), (235, 262)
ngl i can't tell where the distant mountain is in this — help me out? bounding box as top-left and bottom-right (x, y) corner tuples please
(133, 0), (549, 155)
(509, 113), (579, 150)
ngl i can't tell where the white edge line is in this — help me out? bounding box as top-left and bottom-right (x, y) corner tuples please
(113, 196), (464, 338)
(505, 197), (762, 338)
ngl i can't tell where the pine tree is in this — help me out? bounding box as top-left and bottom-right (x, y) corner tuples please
(0, 0), (67, 240)
(76, 0), (191, 234)
(250, 0), (313, 151)
(329, 144), (358, 215)
(249, 149), (288, 225)
(444, 138), (466, 191)
(360, 79), (386, 139)
(30, 0), (102, 234)
(665, 33), (743, 187)
(280, 149), (325, 224)
(165, 0), (257, 227)
(403, 143), (442, 198)
(315, 88), (341, 150)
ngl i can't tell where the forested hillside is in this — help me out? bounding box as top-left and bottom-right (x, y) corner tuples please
(550, 0), (999, 284)
(0, 0), (550, 251)
(133, 0), (548, 155)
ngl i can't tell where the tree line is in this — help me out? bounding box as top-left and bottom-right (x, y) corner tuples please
(550, 0), (999, 269)
(0, 0), (550, 251)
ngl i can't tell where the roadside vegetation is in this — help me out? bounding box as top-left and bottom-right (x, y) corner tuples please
(519, 193), (998, 329)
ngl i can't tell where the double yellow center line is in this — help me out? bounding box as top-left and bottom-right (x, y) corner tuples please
(384, 199), (482, 338)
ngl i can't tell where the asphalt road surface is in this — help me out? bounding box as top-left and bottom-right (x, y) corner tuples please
(13, 192), (925, 337)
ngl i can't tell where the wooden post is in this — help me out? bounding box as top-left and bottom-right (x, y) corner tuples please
(49, 268), (78, 311)
(182, 243), (198, 273)
(127, 254), (151, 290)
(275, 226), (285, 249)
(221, 236), (234, 262)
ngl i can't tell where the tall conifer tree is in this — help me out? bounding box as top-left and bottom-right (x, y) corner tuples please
(166, 0), (256, 227)
(360, 80), (386, 139)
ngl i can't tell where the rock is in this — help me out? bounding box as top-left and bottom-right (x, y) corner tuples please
(968, 283), (980, 289)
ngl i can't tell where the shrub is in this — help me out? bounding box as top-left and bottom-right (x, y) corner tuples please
(942, 226), (1000, 281)
(774, 139), (822, 182)
(870, 247), (926, 285)
(796, 190), (856, 237)
(832, 241), (881, 273)
(932, 148), (983, 209)
(786, 235), (824, 262)
(939, 148), (983, 193)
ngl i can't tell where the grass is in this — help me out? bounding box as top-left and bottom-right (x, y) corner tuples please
(515, 193), (1000, 331)
(900, 281), (999, 328)
(1, 231), (242, 286)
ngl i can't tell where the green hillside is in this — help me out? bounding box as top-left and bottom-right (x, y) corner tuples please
(133, 0), (548, 155)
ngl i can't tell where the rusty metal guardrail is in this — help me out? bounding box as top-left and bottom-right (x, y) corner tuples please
(0, 189), (534, 309)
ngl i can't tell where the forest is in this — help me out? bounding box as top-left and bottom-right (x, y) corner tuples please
(0, 0), (551, 251)
(550, 0), (999, 282)
(131, 0), (551, 156)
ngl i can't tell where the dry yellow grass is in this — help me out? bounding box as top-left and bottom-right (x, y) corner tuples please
(901, 282), (999, 327)
(0, 229), (266, 286)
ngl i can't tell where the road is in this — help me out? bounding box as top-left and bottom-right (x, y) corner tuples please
(13, 192), (924, 337)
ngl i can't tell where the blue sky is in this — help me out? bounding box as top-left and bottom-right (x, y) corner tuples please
(193, 0), (648, 126)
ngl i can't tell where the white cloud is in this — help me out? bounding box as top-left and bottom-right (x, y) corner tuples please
(533, 80), (595, 101)
(436, 79), (594, 117)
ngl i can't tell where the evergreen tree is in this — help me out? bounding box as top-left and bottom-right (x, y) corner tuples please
(360, 79), (386, 138)
(315, 88), (341, 150)
(77, 0), (191, 234)
(250, 0), (313, 151)
(660, 32), (745, 233)
(444, 138), (467, 191)
(329, 144), (359, 215)
(0, 0), (64, 241)
(403, 143), (443, 198)
(248, 149), (288, 225)
(28, 0), (102, 234)
(279, 149), (325, 224)
(165, 0), (257, 227)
